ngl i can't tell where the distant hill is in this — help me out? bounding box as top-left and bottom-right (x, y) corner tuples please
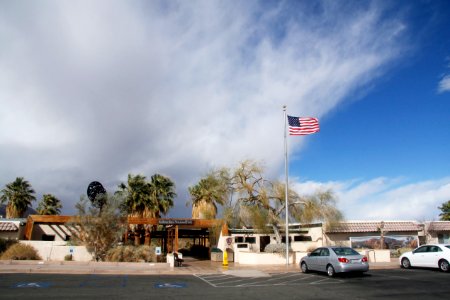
(0, 205), (37, 219)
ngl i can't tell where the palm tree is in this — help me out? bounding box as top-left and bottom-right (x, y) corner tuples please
(188, 173), (227, 219)
(116, 174), (153, 218)
(36, 194), (62, 215)
(149, 174), (176, 218)
(116, 174), (154, 245)
(0, 177), (36, 218)
(116, 173), (177, 245)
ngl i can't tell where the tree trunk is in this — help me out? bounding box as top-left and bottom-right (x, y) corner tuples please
(144, 228), (151, 246)
(134, 228), (140, 246)
(272, 224), (282, 244)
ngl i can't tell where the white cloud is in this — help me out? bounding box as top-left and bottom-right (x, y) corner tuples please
(438, 75), (450, 93)
(0, 1), (408, 215)
(292, 177), (450, 221)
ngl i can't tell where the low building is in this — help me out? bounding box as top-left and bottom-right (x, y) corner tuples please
(325, 221), (422, 249)
(229, 223), (324, 253)
(425, 221), (450, 244)
(0, 219), (26, 240)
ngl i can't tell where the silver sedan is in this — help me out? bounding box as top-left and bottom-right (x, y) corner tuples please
(300, 246), (369, 277)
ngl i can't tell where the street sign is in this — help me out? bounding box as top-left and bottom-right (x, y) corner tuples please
(155, 247), (161, 255)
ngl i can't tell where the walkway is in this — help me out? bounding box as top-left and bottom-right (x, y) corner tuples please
(0, 256), (399, 275)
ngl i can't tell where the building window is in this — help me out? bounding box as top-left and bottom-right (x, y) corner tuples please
(438, 233), (450, 244)
(235, 236), (244, 243)
(294, 235), (312, 242)
(244, 237), (256, 244)
(281, 236), (292, 243)
(42, 234), (55, 241)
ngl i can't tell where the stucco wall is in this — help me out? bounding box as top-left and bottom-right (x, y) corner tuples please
(0, 231), (19, 240)
(20, 240), (93, 261)
(235, 251), (308, 265)
(31, 224), (72, 241)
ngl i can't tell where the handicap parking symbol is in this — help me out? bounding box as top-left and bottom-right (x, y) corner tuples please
(155, 283), (187, 288)
(14, 282), (51, 288)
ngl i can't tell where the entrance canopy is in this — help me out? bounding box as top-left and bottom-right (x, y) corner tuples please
(24, 215), (228, 253)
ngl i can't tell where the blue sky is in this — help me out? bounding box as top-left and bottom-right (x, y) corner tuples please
(0, 0), (449, 221)
(289, 0), (450, 220)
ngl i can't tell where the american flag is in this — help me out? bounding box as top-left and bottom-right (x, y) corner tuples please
(287, 116), (320, 135)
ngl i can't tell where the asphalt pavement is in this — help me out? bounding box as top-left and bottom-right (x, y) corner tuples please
(1, 267), (449, 300)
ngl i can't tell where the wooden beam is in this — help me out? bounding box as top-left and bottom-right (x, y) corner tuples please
(126, 217), (223, 228)
(24, 216), (34, 240)
(175, 225), (179, 253)
(127, 217), (159, 225)
(221, 223), (229, 236)
(26, 215), (78, 224)
(25, 215), (223, 228)
(23, 215), (225, 242)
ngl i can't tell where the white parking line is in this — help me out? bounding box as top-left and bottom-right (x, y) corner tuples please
(213, 277), (255, 286)
(195, 272), (345, 288)
(310, 278), (344, 285)
(194, 274), (219, 287)
(280, 274), (320, 283)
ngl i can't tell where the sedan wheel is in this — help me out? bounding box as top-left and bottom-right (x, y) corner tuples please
(301, 262), (309, 273)
(401, 258), (411, 269)
(327, 265), (335, 277)
(439, 259), (449, 272)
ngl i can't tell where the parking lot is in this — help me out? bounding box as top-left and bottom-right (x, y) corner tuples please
(0, 269), (449, 299)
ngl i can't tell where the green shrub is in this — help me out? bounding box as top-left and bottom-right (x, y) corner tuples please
(391, 247), (413, 258)
(0, 238), (18, 255)
(264, 243), (290, 253)
(105, 245), (156, 262)
(0, 243), (41, 260)
(64, 254), (73, 261)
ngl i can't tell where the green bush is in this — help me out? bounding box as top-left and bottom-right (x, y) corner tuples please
(64, 254), (73, 261)
(105, 245), (156, 262)
(391, 247), (413, 258)
(0, 243), (41, 260)
(0, 238), (18, 255)
(264, 243), (291, 253)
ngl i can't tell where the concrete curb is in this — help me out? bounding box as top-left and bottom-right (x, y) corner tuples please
(0, 259), (399, 275)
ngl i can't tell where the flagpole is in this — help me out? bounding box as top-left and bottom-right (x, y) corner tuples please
(283, 105), (289, 266)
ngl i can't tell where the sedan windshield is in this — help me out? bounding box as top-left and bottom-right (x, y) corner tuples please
(332, 248), (360, 256)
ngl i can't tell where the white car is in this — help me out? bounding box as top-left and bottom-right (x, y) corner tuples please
(400, 244), (450, 272)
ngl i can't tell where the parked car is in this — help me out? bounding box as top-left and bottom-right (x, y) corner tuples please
(399, 244), (450, 272)
(300, 246), (369, 277)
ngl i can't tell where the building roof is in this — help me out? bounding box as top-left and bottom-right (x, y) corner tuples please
(326, 221), (421, 233)
(0, 222), (19, 232)
(428, 221), (450, 232)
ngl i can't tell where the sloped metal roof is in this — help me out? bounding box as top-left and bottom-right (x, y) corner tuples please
(428, 221), (450, 232)
(326, 221), (421, 233)
(0, 222), (18, 232)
